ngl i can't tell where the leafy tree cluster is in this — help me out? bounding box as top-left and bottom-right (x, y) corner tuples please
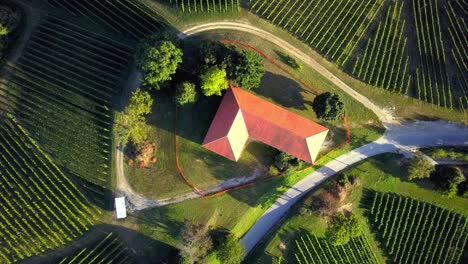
(115, 88), (153, 145)
(137, 34), (183, 90)
(200, 66), (229, 96)
(270, 152), (306, 175)
(312, 92), (345, 121)
(407, 154), (435, 180)
(199, 40), (265, 93)
(175, 82), (198, 106)
(178, 222), (244, 264)
(326, 212), (363, 246)
(431, 166), (466, 197)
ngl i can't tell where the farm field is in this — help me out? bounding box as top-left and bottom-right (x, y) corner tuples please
(159, 0), (240, 14)
(0, 16), (133, 205)
(247, 153), (468, 263)
(0, 116), (96, 264)
(46, 0), (167, 40)
(367, 191), (467, 264)
(294, 234), (378, 264)
(56, 232), (132, 264)
(249, 0), (468, 111)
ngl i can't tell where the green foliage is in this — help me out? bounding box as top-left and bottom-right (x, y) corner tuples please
(272, 152), (306, 173)
(138, 40), (183, 90)
(407, 154), (435, 180)
(198, 41), (265, 90)
(326, 212), (363, 246)
(216, 234), (245, 264)
(200, 66), (229, 96)
(116, 88), (153, 145)
(0, 23), (8, 36)
(175, 82), (198, 106)
(178, 222), (213, 264)
(432, 166), (465, 197)
(229, 49), (265, 90)
(312, 92), (345, 121)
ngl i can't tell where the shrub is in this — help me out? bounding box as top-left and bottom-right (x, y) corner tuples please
(178, 222), (213, 264)
(175, 82), (197, 106)
(216, 234), (245, 264)
(200, 66), (229, 96)
(326, 212), (362, 246)
(407, 154), (435, 180)
(312, 92), (345, 121)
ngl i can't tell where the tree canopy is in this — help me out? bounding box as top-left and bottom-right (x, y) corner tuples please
(312, 92), (345, 121)
(178, 222), (213, 264)
(137, 40), (183, 90)
(199, 41), (265, 90)
(326, 212), (363, 246)
(115, 88), (153, 145)
(407, 154), (435, 180)
(175, 82), (198, 106)
(216, 234), (245, 264)
(200, 66), (229, 96)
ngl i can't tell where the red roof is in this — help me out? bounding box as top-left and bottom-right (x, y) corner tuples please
(202, 87), (329, 163)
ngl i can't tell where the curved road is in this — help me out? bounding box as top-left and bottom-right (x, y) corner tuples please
(179, 22), (395, 124)
(178, 22), (468, 254)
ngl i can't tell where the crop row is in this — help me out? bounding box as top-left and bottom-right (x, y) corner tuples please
(1, 16), (131, 188)
(354, 1), (410, 94)
(0, 117), (96, 264)
(250, 0), (385, 66)
(368, 191), (468, 264)
(294, 233), (377, 264)
(163, 0), (240, 13)
(58, 232), (131, 264)
(47, 0), (166, 39)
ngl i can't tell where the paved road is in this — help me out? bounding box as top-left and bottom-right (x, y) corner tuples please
(241, 120), (468, 253)
(179, 22), (395, 124)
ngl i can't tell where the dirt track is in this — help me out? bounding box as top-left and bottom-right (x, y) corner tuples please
(179, 22), (396, 124)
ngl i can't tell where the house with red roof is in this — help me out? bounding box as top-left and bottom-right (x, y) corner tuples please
(202, 86), (329, 164)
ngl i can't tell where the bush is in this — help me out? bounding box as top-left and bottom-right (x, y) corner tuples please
(432, 166), (465, 197)
(326, 212), (362, 246)
(200, 66), (229, 96)
(175, 82), (197, 106)
(272, 152), (306, 173)
(178, 222), (213, 264)
(216, 234), (245, 264)
(407, 154), (435, 180)
(312, 92), (345, 121)
(137, 39), (183, 90)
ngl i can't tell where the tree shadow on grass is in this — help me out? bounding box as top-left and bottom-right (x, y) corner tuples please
(255, 71), (310, 110)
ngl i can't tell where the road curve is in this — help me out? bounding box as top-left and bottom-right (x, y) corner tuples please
(240, 120), (468, 253)
(179, 22), (395, 124)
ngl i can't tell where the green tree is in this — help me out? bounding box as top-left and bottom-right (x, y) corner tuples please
(326, 212), (362, 246)
(312, 92), (345, 121)
(115, 88), (153, 145)
(216, 234), (245, 264)
(138, 40), (183, 90)
(178, 222), (213, 264)
(407, 154), (435, 180)
(230, 49), (265, 90)
(175, 82), (198, 106)
(433, 166), (465, 197)
(200, 66), (229, 96)
(0, 24), (8, 36)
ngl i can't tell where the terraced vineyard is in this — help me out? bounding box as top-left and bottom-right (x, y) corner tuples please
(250, 0), (385, 66)
(367, 191), (468, 264)
(354, 0), (409, 93)
(0, 16), (132, 202)
(0, 116), (96, 264)
(250, 0), (468, 110)
(57, 232), (132, 264)
(47, 0), (167, 40)
(294, 234), (378, 264)
(160, 0), (240, 13)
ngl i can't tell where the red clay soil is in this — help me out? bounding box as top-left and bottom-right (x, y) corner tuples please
(173, 40), (351, 199)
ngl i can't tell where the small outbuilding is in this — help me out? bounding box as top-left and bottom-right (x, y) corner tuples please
(115, 197), (127, 219)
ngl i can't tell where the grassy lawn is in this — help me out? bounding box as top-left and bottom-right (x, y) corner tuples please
(247, 153), (468, 263)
